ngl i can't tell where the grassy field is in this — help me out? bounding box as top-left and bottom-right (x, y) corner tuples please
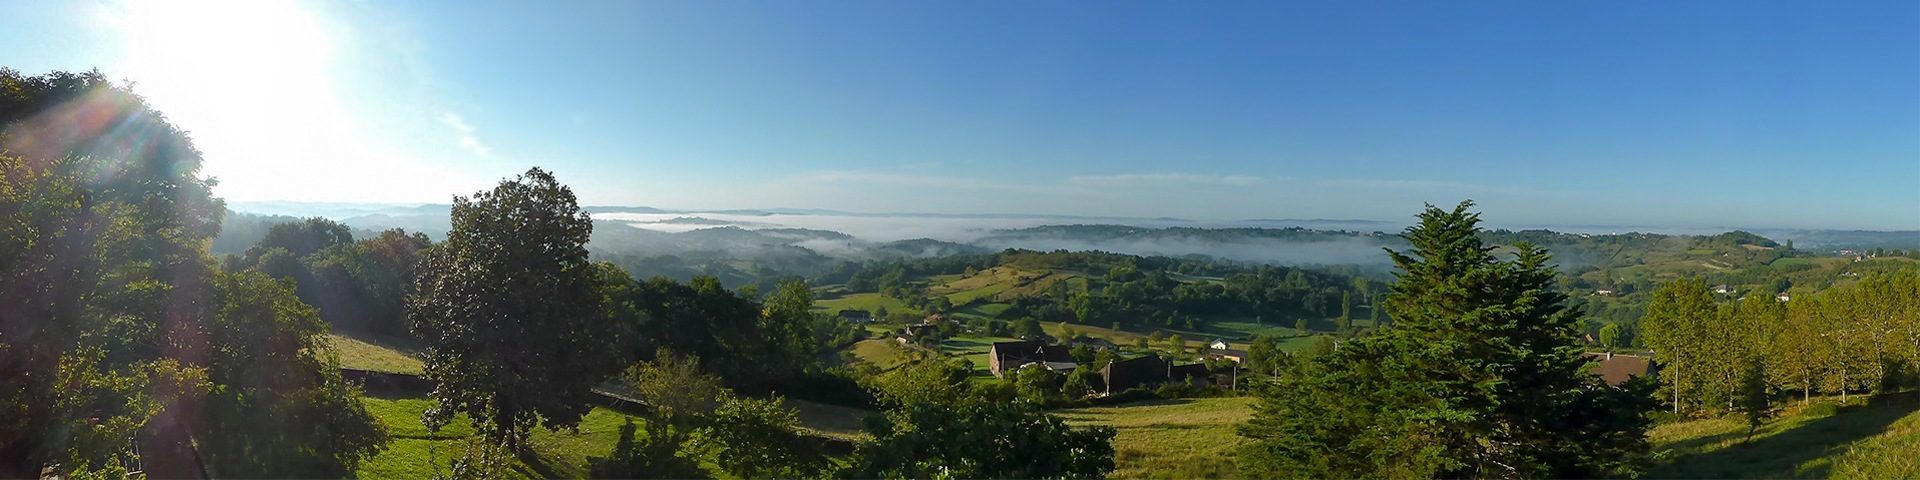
(927, 266), (1090, 303)
(847, 339), (912, 370)
(1649, 392), (1920, 479)
(328, 333), (424, 375)
(1056, 397), (1256, 479)
(814, 292), (923, 317)
(1040, 322), (1326, 354)
(957, 302), (1011, 318)
(786, 398), (878, 442)
(357, 396), (651, 479)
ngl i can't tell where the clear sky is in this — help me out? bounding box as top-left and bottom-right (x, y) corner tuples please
(5, 0), (1917, 229)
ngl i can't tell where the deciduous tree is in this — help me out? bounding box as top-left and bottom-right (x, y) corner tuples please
(409, 167), (621, 448)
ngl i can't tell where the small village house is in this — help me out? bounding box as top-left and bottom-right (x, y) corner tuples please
(988, 341), (1076, 377)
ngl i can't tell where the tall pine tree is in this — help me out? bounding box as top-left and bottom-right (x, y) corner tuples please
(1238, 201), (1653, 478)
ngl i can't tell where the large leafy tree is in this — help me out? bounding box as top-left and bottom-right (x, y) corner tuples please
(1641, 277), (1720, 413)
(409, 167), (622, 448)
(849, 357), (1114, 479)
(195, 270), (386, 476)
(1238, 201), (1653, 479)
(0, 69), (221, 475)
(252, 217), (353, 259)
(698, 395), (827, 479)
(629, 275), (769, 385)
(849, 400), (1115, 479)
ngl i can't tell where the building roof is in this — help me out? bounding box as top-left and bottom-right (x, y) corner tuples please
(1582, 353), (1651, 386)
(1168, 363), (1211, 384)
(990, 341), (1075, 374)
(1100, 355), (1170, 393)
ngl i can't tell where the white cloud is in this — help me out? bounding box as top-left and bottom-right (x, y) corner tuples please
(438, 112), (492, 157)
(1066, 173), (1261, 188)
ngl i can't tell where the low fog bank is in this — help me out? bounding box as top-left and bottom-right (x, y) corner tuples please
(222, 203), (1919, 272)
(591, 213), (1405, 268)
(983, 236), (1395, 267)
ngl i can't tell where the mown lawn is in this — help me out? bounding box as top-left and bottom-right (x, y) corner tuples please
(328, 333), (423, 375)
(847, 339), (911, 370)
(356, 396), (651, 479)
(1649, 392), (1920, 479)
(1056, 397), (1256, 479)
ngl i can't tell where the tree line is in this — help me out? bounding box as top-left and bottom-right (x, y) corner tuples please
(1, 69), (384, 477)
(838, 247), (1379, 332)
(2, 69), (1117, 478)
(1641, 273), (1920, 415)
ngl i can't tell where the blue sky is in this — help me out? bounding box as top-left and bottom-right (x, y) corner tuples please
(5, 0), (1917, 229)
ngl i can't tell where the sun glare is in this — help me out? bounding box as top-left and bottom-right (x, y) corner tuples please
(102, 0), (371, 201)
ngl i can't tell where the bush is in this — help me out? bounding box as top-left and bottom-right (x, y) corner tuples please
(1804, 401), (1841, 417)
(1646, 410), (1688, 425)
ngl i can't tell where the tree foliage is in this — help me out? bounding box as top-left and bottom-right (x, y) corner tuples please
(1, 68), (384, 477)
(1644, 272), (1920, 413)
(409, 167), (622, 447)
(849, 400), (1114, 479)
(195, 271), (386, 476)
(1238, 201), (1654, 479)
(697, 395), (826, 479)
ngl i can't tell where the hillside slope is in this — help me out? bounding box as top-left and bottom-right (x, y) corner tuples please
(1649, 393), (1920, 479)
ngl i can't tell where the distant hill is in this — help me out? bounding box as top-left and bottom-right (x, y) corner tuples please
(216, 202), (1916, 297)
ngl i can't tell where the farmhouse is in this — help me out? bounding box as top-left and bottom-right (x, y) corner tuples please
(1581, 352), (1652, 386)
(1168, 363), (1211, 385)
(988, 341), (1076, 377)
(896, 324), (938, 344)
(1098, 355), (1169, 395)
(1096, 354), (1219, 395)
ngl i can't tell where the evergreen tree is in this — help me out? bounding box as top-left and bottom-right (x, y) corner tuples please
(1338, 291), (1353, 330)
(1238, 201), (1653, 478)
(1738, 358), (1770, 442)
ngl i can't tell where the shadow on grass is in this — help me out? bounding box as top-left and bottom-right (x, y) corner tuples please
(1656, 429), (1747, 455)
(515, 448), (564, 479)
(1648, 392), (1920, 479)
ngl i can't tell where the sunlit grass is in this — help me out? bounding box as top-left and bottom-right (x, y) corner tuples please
(847, 339), (911, 370)
(1056, 397), (1255, 479)
(356, 396), (649, 479)
(1648, 392), (1920, 479)
(328, 333), (423, 374)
